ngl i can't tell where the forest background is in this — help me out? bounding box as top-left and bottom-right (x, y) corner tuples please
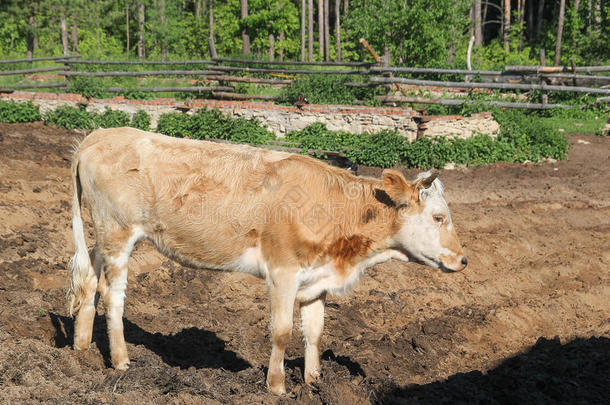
(0, 0), (608, 69)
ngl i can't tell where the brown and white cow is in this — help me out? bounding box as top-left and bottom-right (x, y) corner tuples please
(67, 127), (466, 395)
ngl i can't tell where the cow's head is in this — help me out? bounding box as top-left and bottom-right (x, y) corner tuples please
(382, 169), (467, 272)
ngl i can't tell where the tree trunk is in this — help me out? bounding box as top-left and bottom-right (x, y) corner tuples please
(308, 0), (314, 61)
(343, 0), (348, 18)
(137, 2), (145, 58)
(517, 0), (525, 51)
(554, 0), (566, 66)
(61, 14), (69, 56)
(209, 0), (218, 58)
(324, 0), (330, 61)
(318, 0), (323, 58)
(279, 30), (284, 61)
(27, 14), (35, 59)
(473, 0), (482, 46)
(268, 33), (275, 60)
(503, 0), (511, 52)
(536, 0), (545, 41)
(160, 0), (167, 60)
(593, 0), (601, 32)
(300, 0), (306, 61)
(525, 0), (534, 41)
(126, 4), (130, 54)
(71, 17), (78, 52)
(195, 0), (202, 20)
(335, 0), (341, 61)
(241, 0), (250, 54)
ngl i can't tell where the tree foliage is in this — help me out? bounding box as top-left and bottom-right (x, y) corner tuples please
(0, 0), (607, 67)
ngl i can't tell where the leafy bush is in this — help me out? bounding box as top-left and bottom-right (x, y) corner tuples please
(278, 74), (382, 106)
(156, 108), (276, 144)
(29, 101), (573, 169)
(156, 112), (192, 138)
(286, 123), (406, 167)
(94, 108), (131, 128)
(67, 77), (108, 99)
(131, 110), (151, 131)
(44, 105), (96, 130)
(188, 108), (276, 143)
(287, 108), (571, 169)
(0, 100), (41, 123)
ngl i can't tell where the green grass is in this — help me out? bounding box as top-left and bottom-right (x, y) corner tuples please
(537, 116), (606, 136)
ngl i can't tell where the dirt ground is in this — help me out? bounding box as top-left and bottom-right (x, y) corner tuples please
(0, 122), (608, 404)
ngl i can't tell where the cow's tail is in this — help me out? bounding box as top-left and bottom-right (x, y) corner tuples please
(67, 152), (91, 317)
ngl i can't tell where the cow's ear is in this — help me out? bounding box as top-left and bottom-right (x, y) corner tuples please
(382, 169), (416, 206)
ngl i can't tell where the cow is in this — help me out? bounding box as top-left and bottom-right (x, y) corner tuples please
(67, 127), (467, 395)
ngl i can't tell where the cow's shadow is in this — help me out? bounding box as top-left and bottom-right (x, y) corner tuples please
(49, 312), (251, 371)
(375, 336), (610, 404)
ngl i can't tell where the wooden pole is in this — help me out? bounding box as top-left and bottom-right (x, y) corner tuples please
(377, 95), (574, 109)
(359, 38), (409, 97)
(370, 76), (610, 95)
(540, 48), (548, 105)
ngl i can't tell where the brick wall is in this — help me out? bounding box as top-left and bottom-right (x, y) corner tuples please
(0, 91), (499, 141)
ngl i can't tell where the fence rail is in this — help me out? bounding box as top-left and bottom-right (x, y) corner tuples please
(0, 54), (81, 64)
(1, 53), (609, 108)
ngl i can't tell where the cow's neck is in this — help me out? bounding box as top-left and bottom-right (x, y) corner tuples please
(322, 179), (399, 269)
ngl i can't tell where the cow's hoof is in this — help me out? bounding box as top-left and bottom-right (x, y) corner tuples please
(73, 342), (90, 351)
(305, 370), (321, 385)
(269, 383), (286, 395)
(267, 371), (286, 395)
(114, 360), (130, 371)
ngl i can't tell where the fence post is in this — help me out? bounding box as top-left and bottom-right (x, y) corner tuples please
(540, 48), (548, 106)
(63, 58), (71, 91)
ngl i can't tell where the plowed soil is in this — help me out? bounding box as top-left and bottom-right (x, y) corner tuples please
(0, 122), (608, 404)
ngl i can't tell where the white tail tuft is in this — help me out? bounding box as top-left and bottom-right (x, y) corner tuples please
(67, 156), (91, 316)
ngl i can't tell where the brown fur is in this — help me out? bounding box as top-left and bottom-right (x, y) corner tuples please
(326, 235), (373, 274)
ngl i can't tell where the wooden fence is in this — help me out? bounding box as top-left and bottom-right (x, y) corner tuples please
(1, 53), (609, 109)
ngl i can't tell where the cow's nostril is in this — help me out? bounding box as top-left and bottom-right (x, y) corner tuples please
(461, 257), (468, 266)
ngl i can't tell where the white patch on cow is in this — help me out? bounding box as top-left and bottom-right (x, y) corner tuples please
(231, 246), (268, 279)
(105, 226), (145, 330)
(107, 226), (146, 269)
(295, 248), (409, 302)
(391, 173), (455, 269)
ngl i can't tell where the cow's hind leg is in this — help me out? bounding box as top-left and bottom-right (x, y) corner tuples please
(300, 293), (326, 385)
(97, 227), (142, 370)
(73, 246), (102, 350)
(266, 269), (298, 395)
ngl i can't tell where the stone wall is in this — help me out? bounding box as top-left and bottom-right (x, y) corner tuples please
(0, 91), (500, 141)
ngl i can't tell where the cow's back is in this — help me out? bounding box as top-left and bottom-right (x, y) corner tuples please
(75, 128), (299, 268)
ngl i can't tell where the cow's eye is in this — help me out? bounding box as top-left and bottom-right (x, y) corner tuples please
(433, 215), (445, 224)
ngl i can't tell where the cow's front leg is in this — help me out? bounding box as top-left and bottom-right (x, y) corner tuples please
(266, 270), (298, 395)
(300, 293), (326, 385)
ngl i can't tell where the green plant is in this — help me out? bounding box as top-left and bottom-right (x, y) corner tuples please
(131, 110), (151, 131)
(156, 108), (276, 144)
(188, 108), (276, 144)
(94, 107), (130, 128)
(0, 100), (41, 123)
(44, 105), (96, 130)
(278, 75), (382, 106)
(286, 123), (406, 168)
(67, 77), (108, 99)
(156, 112), (191, 138)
